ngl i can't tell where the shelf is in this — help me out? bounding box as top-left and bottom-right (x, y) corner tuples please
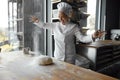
(52, 19), (59, 22)
(113, 51), (120, 55)
(51, 0), (61, 3)
(97, 59), (112, 65)
(113, 45), (120, 50)
(96, 61), (113, 70)
(52, 17), (59, 20)
(52, 9), (58, 19)
(97, 54), (112, 60)
(8, 18), (23, 22)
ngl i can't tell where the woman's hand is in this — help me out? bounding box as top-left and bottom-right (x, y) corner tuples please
(92, 30), (106, 39)
(29, 16), (39, 23)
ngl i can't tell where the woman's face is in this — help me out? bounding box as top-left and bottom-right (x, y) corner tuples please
(58, 11), (69, 25)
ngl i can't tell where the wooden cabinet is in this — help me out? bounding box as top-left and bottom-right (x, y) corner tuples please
(76, 40), (120, 71)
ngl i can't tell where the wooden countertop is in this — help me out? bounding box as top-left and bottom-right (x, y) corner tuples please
(0, 51), (118, 80)
(78, 40), (120, 48)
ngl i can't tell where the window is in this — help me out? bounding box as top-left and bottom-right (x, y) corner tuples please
(0, 0), (23, 52)
(0, 0), (47, 55)
(8, 0), (24, 50)
(8, 0), (23, 32)
(86, 0), (97, 35)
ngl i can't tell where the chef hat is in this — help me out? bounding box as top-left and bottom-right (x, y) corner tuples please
(57, 2), (72, 17)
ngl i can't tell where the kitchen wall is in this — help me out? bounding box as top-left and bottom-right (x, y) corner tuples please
(105, 0), (120, 39)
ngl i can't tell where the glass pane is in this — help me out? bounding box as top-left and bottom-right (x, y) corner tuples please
(87, 0), (97, 34)
(23, 0), (46, 55)
(32, 0), (45, 55)
(0, 0), (23, 52)
(0, 0), (10, 52)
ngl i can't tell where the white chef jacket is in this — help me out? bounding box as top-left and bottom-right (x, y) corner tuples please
(34, 21), (93, 64)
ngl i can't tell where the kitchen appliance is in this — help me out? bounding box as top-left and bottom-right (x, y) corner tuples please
(111, 29), (120, 40)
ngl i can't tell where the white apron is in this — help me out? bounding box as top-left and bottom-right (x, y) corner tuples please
(34, 22), (93, 64)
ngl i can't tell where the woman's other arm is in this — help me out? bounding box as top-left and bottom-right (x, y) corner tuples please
(29, 16), (56, 30)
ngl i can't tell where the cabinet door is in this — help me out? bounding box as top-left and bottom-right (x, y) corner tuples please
(96, 46), (113, 70)
(113, 45), (120, 61)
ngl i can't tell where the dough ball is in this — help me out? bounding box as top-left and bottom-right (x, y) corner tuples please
(37, 56), (53, 65)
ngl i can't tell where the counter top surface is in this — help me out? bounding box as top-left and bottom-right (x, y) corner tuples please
(0, 51), (118, 80)
(78, 40), (120, 48)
